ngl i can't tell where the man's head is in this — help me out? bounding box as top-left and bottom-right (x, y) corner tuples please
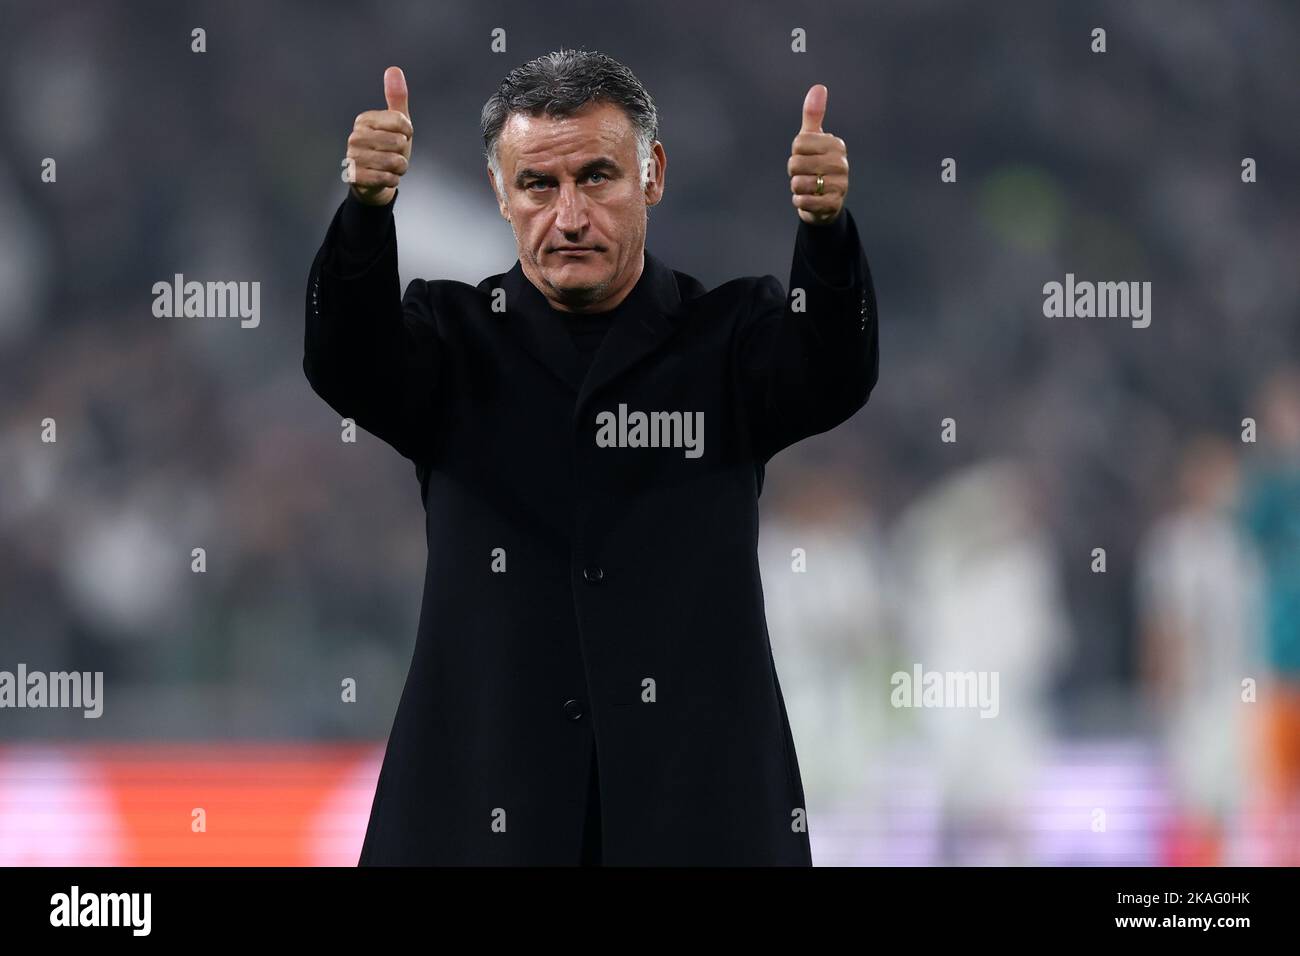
(481, 50), (666, 313)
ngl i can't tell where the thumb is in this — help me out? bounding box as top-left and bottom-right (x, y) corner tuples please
(800, 84), (826, 133)
(384, 65), (410, 119)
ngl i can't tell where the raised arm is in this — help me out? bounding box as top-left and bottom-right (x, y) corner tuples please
(737, 84), (880, 462)
(303, 67), (440, 465)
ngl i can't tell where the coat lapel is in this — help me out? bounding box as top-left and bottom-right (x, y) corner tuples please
(495, 249), (685, 410)
(497, 261), (586, 394)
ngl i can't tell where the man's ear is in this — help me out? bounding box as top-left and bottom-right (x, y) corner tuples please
(487, 165), (510, 220)
(644, 141), (667, 208)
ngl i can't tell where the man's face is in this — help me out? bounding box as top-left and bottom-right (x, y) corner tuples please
(490, 100), (665, 313)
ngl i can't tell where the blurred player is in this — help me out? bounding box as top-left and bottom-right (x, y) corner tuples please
(1136, 435), (1263, 864)
(1237, 366), (1300, 865)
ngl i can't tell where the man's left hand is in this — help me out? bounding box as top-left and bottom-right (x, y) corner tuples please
(788, 84), (848, 225)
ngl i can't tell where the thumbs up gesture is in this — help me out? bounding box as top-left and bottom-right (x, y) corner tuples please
(345, 66), (414, 206)
(787, 84), (848, 225)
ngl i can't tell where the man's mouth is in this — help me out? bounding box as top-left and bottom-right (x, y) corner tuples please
(553, 247), (598, 256)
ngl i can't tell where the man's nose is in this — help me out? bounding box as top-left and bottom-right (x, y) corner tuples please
(554, 183), (588, 235)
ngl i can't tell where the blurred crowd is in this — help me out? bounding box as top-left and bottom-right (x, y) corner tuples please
(761, 365), (1300, 864)
(1, 2), (1297, 864)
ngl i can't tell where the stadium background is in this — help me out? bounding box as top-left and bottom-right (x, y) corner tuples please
(1, 0), (1298, 864)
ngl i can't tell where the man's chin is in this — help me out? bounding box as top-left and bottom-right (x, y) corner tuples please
(543, 273), (610, 307)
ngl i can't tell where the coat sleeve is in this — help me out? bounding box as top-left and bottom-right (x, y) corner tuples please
(303, 189), (441, 465)
(735, 208), (880, 463)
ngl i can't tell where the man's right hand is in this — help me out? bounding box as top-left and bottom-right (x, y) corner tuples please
(345, 66), (413, 206)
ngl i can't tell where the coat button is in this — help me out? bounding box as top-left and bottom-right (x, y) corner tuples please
(583, 565), (604, 584)
(563, 699), (584, 721)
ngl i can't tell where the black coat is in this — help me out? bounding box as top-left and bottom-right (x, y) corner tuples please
(304, 191), (879, 865)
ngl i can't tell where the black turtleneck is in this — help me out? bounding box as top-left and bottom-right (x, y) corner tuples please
(554, 302), (621, 376)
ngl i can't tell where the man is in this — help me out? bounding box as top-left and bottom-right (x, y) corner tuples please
(304, 50), (879, 865)
(1237, 367), (1300, 865)
(1137, 436), (1262, 865)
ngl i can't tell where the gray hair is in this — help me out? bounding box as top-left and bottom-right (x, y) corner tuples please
(481, 49), (659, 204)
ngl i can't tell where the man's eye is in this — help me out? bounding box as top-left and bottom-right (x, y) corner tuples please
(587, 172), (607, 184)
(526, 181), (550, 191)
